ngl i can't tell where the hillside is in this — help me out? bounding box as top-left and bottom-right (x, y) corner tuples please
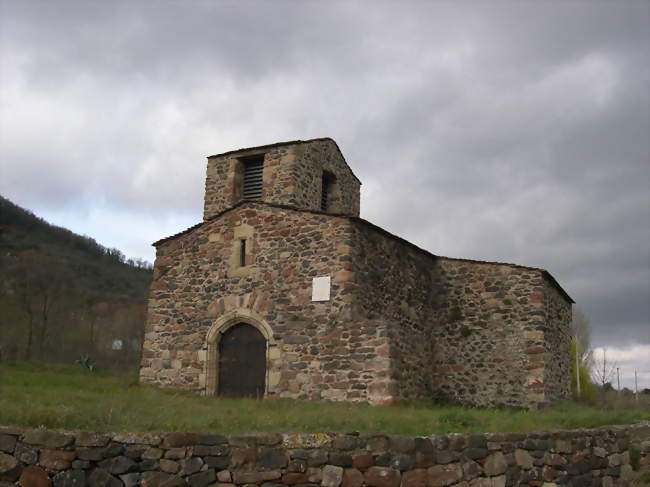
(0, 196), (152, 370)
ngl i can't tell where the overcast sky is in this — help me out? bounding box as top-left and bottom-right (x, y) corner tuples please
(1, 1), (648, 388)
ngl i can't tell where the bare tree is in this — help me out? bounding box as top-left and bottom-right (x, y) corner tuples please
(591, 348), (617, 388)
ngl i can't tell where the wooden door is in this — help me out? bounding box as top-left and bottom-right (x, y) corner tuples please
(218, 323), (266, 398)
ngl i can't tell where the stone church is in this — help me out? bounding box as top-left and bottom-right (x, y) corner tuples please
(140, 137), (573, 408)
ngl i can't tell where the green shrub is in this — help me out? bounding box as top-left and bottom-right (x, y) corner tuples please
(571, 338), (597, 402)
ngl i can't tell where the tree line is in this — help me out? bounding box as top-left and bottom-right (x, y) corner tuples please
(0, 196), (152, 371)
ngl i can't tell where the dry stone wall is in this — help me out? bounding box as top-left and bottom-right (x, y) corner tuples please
(1, 424), (648, 487)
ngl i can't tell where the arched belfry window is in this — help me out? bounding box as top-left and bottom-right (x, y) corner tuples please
(321, 171), (336, 211)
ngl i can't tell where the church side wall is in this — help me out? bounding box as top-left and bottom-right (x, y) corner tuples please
(349, 224), (568, 408)
(140, 204), (389, 402)
(542, 278), (573, 402)
(351, 224), (439, 403)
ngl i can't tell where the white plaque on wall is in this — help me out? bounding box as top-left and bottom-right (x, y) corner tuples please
(311, 276), (331, 301)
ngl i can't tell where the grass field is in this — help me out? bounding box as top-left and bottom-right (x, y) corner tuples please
(1, 361), (648, 435)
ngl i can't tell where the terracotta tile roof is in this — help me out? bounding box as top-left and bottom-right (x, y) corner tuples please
(206, 137), (362, 184)
(153, 200), (574, 304)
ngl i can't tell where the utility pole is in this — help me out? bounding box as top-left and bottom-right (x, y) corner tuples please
(616, 367), (621, 396)
(575, 337), (581, 399)
(635, 370), (639, 404)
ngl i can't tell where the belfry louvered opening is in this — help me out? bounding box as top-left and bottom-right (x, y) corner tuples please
(242, 155), (264, 200)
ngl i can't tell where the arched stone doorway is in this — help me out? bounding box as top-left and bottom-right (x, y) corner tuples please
(203, 308), (279, 398)
(218, 323), (266, 398)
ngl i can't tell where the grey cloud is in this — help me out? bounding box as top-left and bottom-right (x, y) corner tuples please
(1, 0), (648, 351)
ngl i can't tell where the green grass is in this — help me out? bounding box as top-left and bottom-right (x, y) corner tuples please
(1, 361), (648, 436)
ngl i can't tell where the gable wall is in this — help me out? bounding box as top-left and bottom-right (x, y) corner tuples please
(140, 204), (388, 402)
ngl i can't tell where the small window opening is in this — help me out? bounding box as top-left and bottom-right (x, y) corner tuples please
(321, 171), (336, 211)
(242, 155), (264, 200)
(239, 239), (247, 267)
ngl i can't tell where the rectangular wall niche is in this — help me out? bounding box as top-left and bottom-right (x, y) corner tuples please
(311, 276), (331, 301)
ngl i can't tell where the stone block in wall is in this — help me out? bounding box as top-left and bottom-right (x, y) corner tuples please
(0, 452), (18, 475)
(427, 463), (463, 487)
(281, 472), (310, 484)
(159, 459), (180, 474)
(401, 469), (428, 487)
(282, 433), (333, 449)
(332, 436), (358, 451)
(179, 457), (203, 476)
(0, 436), (16, 454)
(118, 472), (140, 487)
(260, 448), (288, 469)
(205, 455), (230, 470)
(364, 466), (401, 487)
(87, 468), (121, 487)
(39, 450), (76, 471)
(14, 444), (37, 465)
(164, 447), (187, 460)
(162, 433), (201, 449)
(76, 448), (103, 462)
(113, 433), (161, 446)
(342, 468), (364, 487)
(322, 465), (344, 487)
(230, 448), (257, 469)
(188, 469), (216, 487)
(97, 456), (138, 475)
(23, 431), (74, 449)
(389, 436), (415, 454)
(140, 471), (185, 487)
(351, 454), (373, 471)
(287, 459), (307, 473)
(482, 452), (507, 476)
(53, 469), (86, 487)
(19, 465), (51, 487)
(514, 449), (533, 470)
(101, 443), (124, 459)
(367, 436), (390, 454)
(234, 471), (282, 484)
(390, 455), (415, 472)
(329, 453), (353, 468)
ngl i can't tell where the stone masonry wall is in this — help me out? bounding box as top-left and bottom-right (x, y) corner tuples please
(350, 223), (438, 403)
(429, 259), (568, 409)
(287, 140), (360, 217)
(348, 221), (571, 408)
(1, 424), (648, 487)
(203, 140), (360, 221)
(141, 203), (389, 403)
(541, 281), (572, 403)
